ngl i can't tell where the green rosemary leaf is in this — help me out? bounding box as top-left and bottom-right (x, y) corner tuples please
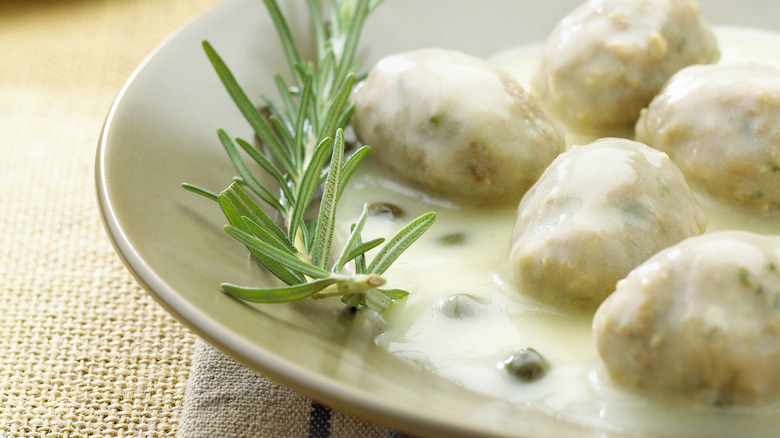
(271, 74), (296, 126)
(182, 183), (218, 201)
(301, 218), (318, 252)
(217, 130), (285, 214)
(336, 145), (369, 202)
(217, 186), (249, 227)
(262, 0), (303, 85)
(222, 277), (337, 303)
(345, 237), (385, 264)
(333, 203), (371, 273)
(193, 0), (435, 313)
(333, 0), (370, 87)
(316, 50), (337, 105)
(327, 0), (343, 33)
(319, 74), (354, 143)
(364, 287), (393, 313)
(294, 74), (315, 170)
(312, 129), (345, 268)
(367, 212), (437, 275)
(256, 96), (295, 153)
(290, 63), (321, 141)
(354, 71), (369, 83)
(317, 168), (329, 186)
(377, 288), (409, 300)
(203, 41), (293, 174)
(267, 111), (295, 147)
(234, 138), (295, 204)
(218, 195), (303, 285)
(304, 0), (327, 61)
(219, 181), (278, 228)
(288, 136), (332, 245)
(234, 136), (284, 179)
(220, 182), (289, 243)
(352, 226), (367, 275)
(294, 60), (316, 86)
(241, 216), (297, 255)
(225, 225), (331, 279)
(334, 104), (356, 141)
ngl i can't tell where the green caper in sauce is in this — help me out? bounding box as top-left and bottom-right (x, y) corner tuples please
(501, 348), (550, 382)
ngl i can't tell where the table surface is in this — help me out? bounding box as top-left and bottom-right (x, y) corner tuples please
(0, 0), (220, 435)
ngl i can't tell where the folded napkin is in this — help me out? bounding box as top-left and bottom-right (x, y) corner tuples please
(178, 339), (406, 438)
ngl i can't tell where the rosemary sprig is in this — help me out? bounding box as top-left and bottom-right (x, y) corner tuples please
(183, 0), (435, 313)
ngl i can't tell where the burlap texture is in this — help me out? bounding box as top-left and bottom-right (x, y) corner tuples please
(0, 0), (396, 436)
(1, 0), (213, 435)
(178, 342), (389, 438)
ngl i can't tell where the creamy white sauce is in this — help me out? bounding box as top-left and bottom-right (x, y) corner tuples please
(336, 27), (780, 437)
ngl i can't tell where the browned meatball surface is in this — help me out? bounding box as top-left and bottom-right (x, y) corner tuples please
(508, 138), (706, 308)
(532, 0), (719, 134)
(636, 63), (780, 212)
(595, 231), (780, 406)
(353, 49), (565, 205)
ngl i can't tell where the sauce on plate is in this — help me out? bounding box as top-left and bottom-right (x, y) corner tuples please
(336, 26), (780, 437)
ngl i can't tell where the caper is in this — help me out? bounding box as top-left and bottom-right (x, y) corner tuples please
(502, 348), (549, 382)
(435, 294), (483, 318)
(439, 232), (466, 245)
(369, 202), (404, 219)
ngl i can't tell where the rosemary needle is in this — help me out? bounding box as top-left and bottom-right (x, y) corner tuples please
(184, 0), (436, 313)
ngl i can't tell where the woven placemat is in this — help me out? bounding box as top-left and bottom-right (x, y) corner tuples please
(178, 341), (392, 438)
(1, 1), (400, 436)
(0, 1), (215, 435)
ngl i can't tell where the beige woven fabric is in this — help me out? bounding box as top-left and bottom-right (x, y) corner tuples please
(178, 342), (389, 438)
(0, 0), (219, 435)
(1, 1), (397, 436)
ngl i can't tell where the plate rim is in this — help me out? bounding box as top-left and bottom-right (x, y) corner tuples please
(92, 1), (533, 436)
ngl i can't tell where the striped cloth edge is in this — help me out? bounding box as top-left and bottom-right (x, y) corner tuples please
(178, 338), (415, 438)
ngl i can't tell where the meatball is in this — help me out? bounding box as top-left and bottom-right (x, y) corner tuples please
(352, 49), (565, 205)
(531, 0), (719, 134)
(636, 63), (780, 212)
(508, 138), (706, 308)
(594, 231), (780, 406)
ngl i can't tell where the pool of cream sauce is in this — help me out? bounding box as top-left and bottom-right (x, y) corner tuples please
(336, 27), (780, 437)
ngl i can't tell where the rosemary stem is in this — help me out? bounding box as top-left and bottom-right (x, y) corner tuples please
(311, 273), (387, 299)
(193, 0), (431, 312)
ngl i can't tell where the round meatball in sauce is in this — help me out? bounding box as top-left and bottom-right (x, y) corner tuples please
(531, 0), (719, 134)
(352, 49), (565, 205)
(508, 138), (706, 309)
(594, 231), (780, 406)
(636, 63), (780, 212)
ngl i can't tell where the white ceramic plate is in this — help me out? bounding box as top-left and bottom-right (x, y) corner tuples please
(95, 0), (780, 436)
